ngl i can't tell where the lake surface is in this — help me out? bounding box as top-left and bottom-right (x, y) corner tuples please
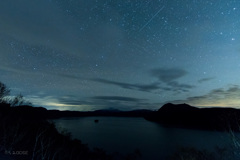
(53, 116), (233, 159)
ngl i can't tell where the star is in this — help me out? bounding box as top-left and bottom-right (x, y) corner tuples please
(0, 0), (239, 111)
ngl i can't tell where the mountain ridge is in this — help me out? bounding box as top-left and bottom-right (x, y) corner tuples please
(145, 103), (240, 131)
(1, 102), (240, 131)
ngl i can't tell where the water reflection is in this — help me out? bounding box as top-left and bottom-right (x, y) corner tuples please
(54, 117), (232, 159)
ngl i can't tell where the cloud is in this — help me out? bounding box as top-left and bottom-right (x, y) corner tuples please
(150, 68), (187, 82)
(172, 85), (240, 108)
(0, 66), (28, 75)
(166, 81), (194, 92)
(26, 93), (161, 111)
(57, 73), (84, 80)
(52, 95), (153, 111)
(150, 68), (194, 93)
(93, 68), (194, 93)
(198, 77), (215, 83)
(57, 96), (90, 106)
(0, 0), (127, 60)
(0, 0), (82, 54)
(0, 34), (82, 71)
(92, 78), (161, 92)
(0, 64), (84, 84)
(92, 96), (146, 102)
(90, 96), (153, 110)
(26, 94), (94, 111)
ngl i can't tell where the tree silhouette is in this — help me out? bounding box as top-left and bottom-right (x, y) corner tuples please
(0, 81), (31, 106)
(0, 81), (10, 103)
(11, 94), (31, 107)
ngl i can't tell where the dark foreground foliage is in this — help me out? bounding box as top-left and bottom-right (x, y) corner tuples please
(0, 103), (113, 160)
(0, 81), (143, 160)
(2, 81), (240, 160)
(166, 146), (240, 160)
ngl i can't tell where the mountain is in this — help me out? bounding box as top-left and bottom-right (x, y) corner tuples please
(47, 108), (153, 119)
(145, 103), (240, 131)
(158, 103), (199, 112)
(2, 102), (239, 132)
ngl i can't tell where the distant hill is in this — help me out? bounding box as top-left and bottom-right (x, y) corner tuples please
(145, 103), (240, 131)
(158, 103), (199, 112)
(47, 108), (153, 118)
(2, 102), (240, 132)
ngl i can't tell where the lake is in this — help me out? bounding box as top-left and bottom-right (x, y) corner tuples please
(53, 116), (233, 159)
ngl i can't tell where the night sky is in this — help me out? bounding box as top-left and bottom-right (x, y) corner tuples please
(0, 0), (240, 111)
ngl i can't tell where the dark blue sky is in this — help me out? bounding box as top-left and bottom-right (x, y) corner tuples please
(0, 0), (240, 110)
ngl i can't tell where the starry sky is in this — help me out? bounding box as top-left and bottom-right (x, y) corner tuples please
(0, 0), (240, 111)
